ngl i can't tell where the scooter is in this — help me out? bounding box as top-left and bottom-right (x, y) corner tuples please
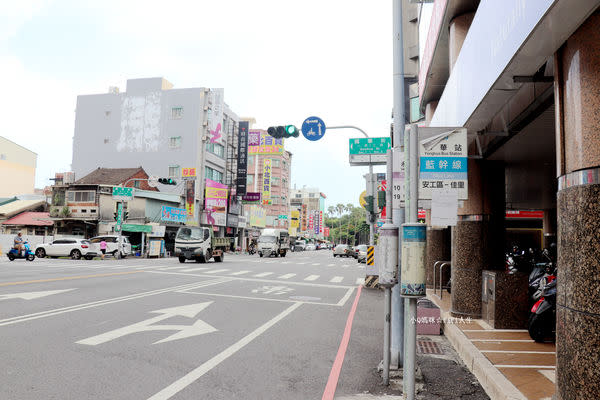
(7, 242), (36, 262)
(528, 265), (557, 342)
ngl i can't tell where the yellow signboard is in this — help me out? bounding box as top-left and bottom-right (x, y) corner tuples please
(359, 190), (367, 208)
(182, 167), (197, 178)
(262, 159), (272, 200)
(291, 210), (300, 228)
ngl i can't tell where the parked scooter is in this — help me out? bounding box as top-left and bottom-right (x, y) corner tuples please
(7, 242), (36, 262)
(528, 262), (557, 343)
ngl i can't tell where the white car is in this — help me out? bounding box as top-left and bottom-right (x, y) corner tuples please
(333, 244), (350, 257)
(305, 244), (316, 251)
(35, 238), (98, 260)
(89, 235), (132, 258)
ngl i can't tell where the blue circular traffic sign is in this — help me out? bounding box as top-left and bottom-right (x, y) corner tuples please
(301, 116), (326, 141)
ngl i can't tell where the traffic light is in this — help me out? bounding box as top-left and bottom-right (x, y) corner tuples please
(123, 211), (129, 221)
(113, 212), (118, 221)
(365, 195), (374, 214)
(158, 178), (177, 185)
(267, 125), (300, 139)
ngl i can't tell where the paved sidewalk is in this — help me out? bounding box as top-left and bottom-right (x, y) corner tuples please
(334, 287), (489, 399)
(427, 289), (555, 400)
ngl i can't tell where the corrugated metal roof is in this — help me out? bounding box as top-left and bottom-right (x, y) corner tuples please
(0, 200), (45, 217)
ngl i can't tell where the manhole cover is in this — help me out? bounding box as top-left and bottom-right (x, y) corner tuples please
(417, 340), (444, 354)
(289, 296), (321, 301)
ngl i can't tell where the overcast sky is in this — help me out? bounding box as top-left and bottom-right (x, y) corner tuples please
(0, 0), (402, 209)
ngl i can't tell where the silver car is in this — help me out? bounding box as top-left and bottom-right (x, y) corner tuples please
(333, 244), (350, 257)
(35, 238), (98, 260)
(89, 235), (132, 258)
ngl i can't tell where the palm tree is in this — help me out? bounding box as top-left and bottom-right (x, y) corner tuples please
(327, 206), (335, 242)
(345, 204), (354, 245)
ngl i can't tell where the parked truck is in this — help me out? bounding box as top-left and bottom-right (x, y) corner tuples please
(257, 228), (290, 258)
(174, 226), (231, 263)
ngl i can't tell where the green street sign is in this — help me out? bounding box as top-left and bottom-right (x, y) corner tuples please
(348, 137), (392, 155)
(115, 202), (123, 232)
(121, 224), (152, 233)
(278, 215), (288, 220)
(112, 186), (134, 201)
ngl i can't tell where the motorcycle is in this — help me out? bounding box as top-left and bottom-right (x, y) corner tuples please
(528, 263), (557, 342)
(7, 242), (36, 262)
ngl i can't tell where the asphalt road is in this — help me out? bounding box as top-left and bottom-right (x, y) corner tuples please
(0, 249), (373, 400)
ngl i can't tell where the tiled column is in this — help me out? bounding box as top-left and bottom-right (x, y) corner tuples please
(554, 10), (600, 400)
(425, 226), (451, 288)
(449, 12), (475, 73)
(451, 159), (505, 318)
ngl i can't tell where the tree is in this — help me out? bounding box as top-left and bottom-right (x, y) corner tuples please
(336, 203), (345, 244)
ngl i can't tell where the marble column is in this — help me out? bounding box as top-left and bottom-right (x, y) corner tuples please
(425, 227), (451, 288)
(449, 12), (475, 74)
(554, 10), (600, 400)
(451, 159), (505, 318)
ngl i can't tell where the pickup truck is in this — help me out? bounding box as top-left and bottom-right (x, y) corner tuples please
(174, 226), (231, 263)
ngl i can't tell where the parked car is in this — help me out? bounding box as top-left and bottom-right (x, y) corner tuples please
(35, 238), (98, 260)
(356, 245), (368, 263)
(305, 243), (316, 251)
(333, 244), (350, 257)
(89, 235), (132, 258)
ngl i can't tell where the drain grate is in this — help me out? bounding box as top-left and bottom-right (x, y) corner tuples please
(417, 340), (444, 354)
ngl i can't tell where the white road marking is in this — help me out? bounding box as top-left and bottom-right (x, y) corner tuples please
(327, 264), (335, 267)
(0, 289), (76, 301)
(342, 265), (350, 268)
(281, 262), (291, 264)
(296, 262), (307, 265)
(329, 276), (344, 283)
(181, 267), (210, 272)
(253, 272), (273, 277)
(336, 288), (356, 306)
(77, 302), (217, 346)
(155, 266), (187, 271)
(147, 302), (302, 400)
(265, 261), (276, 264)
(312, 263), (320, 266)
(229, 270), (251, 275)
(356, 278), (365, 285)
(0, 279), (230, 327)
(278, 273), (296, 279)
(304, 275), (319, 281)
(204, 269), (229, 274)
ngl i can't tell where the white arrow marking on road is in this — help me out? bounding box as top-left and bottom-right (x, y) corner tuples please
(0, 288), (76, 301)
(76, 302), (217, 346)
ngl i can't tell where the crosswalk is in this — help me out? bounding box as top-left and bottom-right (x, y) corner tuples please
(18, 259), (366, 285)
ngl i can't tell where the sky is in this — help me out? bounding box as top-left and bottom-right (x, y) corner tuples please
(0, 0), (405, 210)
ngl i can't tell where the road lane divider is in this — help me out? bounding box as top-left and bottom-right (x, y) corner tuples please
(0, 271), (141, 287)
(0, 278), (231, 327)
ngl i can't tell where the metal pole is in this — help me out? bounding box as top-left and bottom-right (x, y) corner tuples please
(383, 287), (391, 385)
(392, 0), (406, 369)
(404, 124), (419, 400)
(369, 164), (375, 245)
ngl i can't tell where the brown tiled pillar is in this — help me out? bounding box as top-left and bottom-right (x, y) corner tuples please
(451, 159), (505, 318)
(554, 10), (600, 400)
(449, 12), (475, 73)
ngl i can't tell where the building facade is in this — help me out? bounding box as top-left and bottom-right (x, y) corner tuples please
(243, 129), (292, 231)
(0, 137), (37, 197)
(289, 186), (326, 239)
(71, 77), (241, 236)
(417, 2), (600, 399)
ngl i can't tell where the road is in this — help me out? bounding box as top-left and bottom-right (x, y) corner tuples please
(0, 249), (374, 400)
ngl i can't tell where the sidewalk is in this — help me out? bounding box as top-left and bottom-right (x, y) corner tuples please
(334, 287), (489, 399)
(426, 289), (556, 400)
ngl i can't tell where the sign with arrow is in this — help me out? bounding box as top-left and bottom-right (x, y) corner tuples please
(0, 289), (76, 301)
(301, 116), (326, 141)
(76, 302), (217, 346)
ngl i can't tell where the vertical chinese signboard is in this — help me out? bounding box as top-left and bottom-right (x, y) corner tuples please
(319, 211), (324, 235)
(185, 180), (196, 224)
(262, 159), (272, 205)
(236, 121), (249, 196)
(308, 213), (314, 232)
(208, 88), (225, 145)
(291, 210), (300, 228)
(314, 211), (319, 235)
(301, 204), (307, 232)
(203, 179), (228, 226)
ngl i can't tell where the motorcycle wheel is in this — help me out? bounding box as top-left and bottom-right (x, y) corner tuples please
(27, 254), (35, 261)
(7, 254), (15, 261)
(528, 312), (555, 342)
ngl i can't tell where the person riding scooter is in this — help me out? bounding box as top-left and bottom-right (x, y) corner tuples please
(13, 232), (24, 256)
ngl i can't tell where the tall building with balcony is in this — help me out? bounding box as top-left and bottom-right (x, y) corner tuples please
(289, 186), (326, 239)
(71, 77), (241, 237)
(243, 129), (292, 231)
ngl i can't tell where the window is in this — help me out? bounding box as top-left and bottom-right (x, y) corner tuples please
(206, 142), (225, 158)
(295, 194), (302, 198)
(133, 181), (140, 189)
(205, 166), (223, 183)
(272, 177), (280, 186)
(272, 159), (280, 168)
(171, 107), (183, 119)
(282, 160), (287, 169)
(169, 165), (180, 178)
(169, 136), (182, 148)
(309, 193), (315, 198)
(247, 175), (254, 186)
(272, 196), (280, 205)
(66, 191), (96, 203)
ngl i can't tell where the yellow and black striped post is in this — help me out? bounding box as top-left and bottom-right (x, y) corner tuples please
(363, 246), (379, 289)
(367, 246), (375, 266)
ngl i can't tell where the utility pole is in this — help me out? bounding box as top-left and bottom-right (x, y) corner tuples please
(392, 0), (406, 369)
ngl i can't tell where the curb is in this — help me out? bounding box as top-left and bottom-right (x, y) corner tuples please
(437, 305), (527, 400)
(363, 275), (380, 289)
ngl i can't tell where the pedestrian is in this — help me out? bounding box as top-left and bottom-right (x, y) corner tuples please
(100, 239), (107, 260)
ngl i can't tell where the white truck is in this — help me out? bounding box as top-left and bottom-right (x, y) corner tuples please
(257, 228), (290, 258)
(174, 226), (231, 263)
